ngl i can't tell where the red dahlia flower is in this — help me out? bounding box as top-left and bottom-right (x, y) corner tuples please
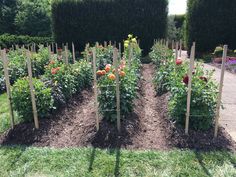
(176, 59), (182, 65)
(183, 75), (189, 85)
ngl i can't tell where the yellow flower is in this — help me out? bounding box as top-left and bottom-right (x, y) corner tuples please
(124, 43), (129, 48)
(54, 80), (58, 86)
(131, 38), (137, 43)
(128, 34), (132, 38)
(234, 49), (236, 53)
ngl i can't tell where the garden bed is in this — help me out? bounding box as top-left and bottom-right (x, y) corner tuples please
(0, 63), (235, 151)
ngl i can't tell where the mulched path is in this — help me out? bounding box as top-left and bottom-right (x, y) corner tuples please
(0, 63), (235, 151)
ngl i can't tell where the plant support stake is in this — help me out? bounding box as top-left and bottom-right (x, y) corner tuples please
(72, 42), (76, 63)
(92, 48), (99, 131)
(214, 45), (227, 138)
(113, 48), (121, 133)
(27, 51), (39, 129)
(1, 49), (15, 128)
(185, 42), (195, 135)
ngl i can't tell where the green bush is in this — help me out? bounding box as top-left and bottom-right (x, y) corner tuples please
(12, 77), (54, 121)
(51, 0), (168, 54)
(0, 34), (52, 48)
(186, 0), (236, 55)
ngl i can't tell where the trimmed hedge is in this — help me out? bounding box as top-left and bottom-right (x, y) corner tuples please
(186, 0), (236, 55)
(0, 34), (53, 48)
(52, 0), (168, 54)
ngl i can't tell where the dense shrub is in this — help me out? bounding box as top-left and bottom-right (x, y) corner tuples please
(150, 43), (218, 130)
(15, 0), (51, 36)
(186, 0), (236, 55)
(98, 35), (141, 122)
(51, 0), (168, 54)
(0, 34), (52, 48)
(12, 77), (54, 121)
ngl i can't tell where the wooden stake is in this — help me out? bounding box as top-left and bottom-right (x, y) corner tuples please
(175, 42), (179, 60)
(179, 40), (182, 58)
(26, 51), (39, 129)
(185, 42), (195, 135)
(56, 43), (58, 54)
(166, 39), (169, 48)
(172, 40), (174, 51)
(92, 48), (99, 131)
(128, 44), (133, 69)
(118, 43), (122, 59)
(214, 45), (228, 138)
(52, 42), (55, 53)
(113, 48), (121, 132)
(65, 45), (69, 65)
(1, 49), (14, 128)
(72, 42), (76, 63)
(104, 41), (107, 48)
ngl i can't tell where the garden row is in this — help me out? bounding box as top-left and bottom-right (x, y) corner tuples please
(150, 42), (218, 132)
(1, 34), (141, 131)
(0, 45), (73, 94)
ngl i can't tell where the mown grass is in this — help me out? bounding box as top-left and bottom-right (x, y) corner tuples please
(0, 93), (21, 134)
(0, 146), (235, 177)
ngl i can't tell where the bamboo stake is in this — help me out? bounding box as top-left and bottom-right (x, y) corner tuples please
(56, 43), (58, 54)
(65, 45), (69, 65)
(1, 49), (14, 128)
(52, 42), (55, 54)
(118, 43), (122, 59)
(185, 42), (195, 135)
(104, 41), (107, 48)
(113, 48), (121, 132)
(214, 45), (228, 138)
(92, 48), (99, 131)
(166, 39), (169, 48)
(175, 42), (179, 60)
(172, 40), (174, 51)
(86, 44), (89, 62)
(72, 42), (76, 63)
(179, 40), (182, 58)
(26, 51), (39, 129)
(128, 44), (133, 69)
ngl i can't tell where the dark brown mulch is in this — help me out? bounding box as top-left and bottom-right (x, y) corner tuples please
(156, 92), (236, 152)
(0, 63), (235, 151)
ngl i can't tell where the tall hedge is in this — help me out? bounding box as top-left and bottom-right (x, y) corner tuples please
(52, 0), (168, 54)
(186, 0), (236, 54)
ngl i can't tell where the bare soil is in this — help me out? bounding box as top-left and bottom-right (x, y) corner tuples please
(0, 64), (235, 151)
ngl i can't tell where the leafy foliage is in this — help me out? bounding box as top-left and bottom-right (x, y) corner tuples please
(12, 77), (54, 121)
(97, 35), (141, 122)
(150, 43), (218, 130)
(186, 0), (236, 55)
(0, 34), (52, 48)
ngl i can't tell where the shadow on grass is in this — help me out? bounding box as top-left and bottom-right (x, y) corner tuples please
(87, 147), (121, 176)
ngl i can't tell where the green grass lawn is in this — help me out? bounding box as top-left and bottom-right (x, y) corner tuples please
(0, 93), (21, 134)
(0, 146), (235, 177)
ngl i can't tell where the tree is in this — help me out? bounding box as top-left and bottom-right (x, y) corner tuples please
(0, 0), (17, 34)
(14, 0), (51, 36)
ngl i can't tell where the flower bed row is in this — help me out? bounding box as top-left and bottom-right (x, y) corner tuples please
(0, 46), (73, 93)
(97, 35), (141, 122)
(150, 43), (218, 130)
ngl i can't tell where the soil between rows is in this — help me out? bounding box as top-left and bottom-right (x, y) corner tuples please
(0, 64), (235, 151)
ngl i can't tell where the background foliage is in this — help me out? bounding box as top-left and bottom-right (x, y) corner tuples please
(51, 0), (168, 54)
(186, 0), (236, 55)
